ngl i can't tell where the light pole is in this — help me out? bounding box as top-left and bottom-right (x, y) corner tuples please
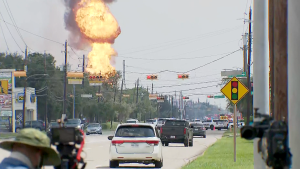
(22, 74), (48, 128)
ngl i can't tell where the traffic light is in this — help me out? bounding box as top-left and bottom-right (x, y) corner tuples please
(157, 96), (164, 100)
(146, 75), (158, 80)
(183, 96), (189, 99)
(178, 74), (189, 79)
(207, 95), (214, 98)
(231, 81), (238, 100)
(89, 74), (103, 81)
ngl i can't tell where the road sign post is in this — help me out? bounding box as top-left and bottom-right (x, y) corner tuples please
(220, 76), (249, 163)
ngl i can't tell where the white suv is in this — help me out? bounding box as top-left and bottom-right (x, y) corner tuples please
(108, 123), (163, 168)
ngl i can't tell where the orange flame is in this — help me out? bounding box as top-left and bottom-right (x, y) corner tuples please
(74, 0), (120, 75)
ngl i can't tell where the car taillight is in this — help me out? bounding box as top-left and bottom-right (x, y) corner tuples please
(112, 140), (124, 145)
(184, 128), (186, 134)
(43, 123), (45, 126)
(160, 128), (163, 134)
(146, 140), (159, 146)
(202, 127), (206, 130)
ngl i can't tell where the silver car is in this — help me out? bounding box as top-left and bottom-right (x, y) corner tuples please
(86, 123), (102, 135)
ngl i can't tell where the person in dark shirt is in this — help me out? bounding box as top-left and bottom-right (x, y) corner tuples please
(0, 128), (61, 169)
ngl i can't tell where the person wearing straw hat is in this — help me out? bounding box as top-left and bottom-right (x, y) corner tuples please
(0, 128), (61, 169)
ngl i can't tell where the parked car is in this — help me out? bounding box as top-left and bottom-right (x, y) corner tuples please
(15, 120), (45, 133)
(126, 119), (139, 123)
(160, 119), (193, 147)
(107, 123), (163, 168)
(145, 119), (158, 126)
(86, 123), (102, 135)
(190, 122), (206, 138)
(213, 119), (229, 130)
(65, 119), (83, 130)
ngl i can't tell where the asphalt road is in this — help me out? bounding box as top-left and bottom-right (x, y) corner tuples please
(0, 130), (225, 169)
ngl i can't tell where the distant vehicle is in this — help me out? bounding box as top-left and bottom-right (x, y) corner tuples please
(86, 123), (102, 135)
(108, 123), (163, 168)
(213, 119), (229, 130)
(65, 119), (83, 130)
(146, 119), (158, 126)
(202, 119), (217, 130)
(126, 119), (139, 123)
(193, 119), (201, 122)
(190, 122), (206, 138)
(46, 122), (60, 139)
(15, 120), (45, 133)
(160, 119), (193, 147)
(157, 118), (172, 131)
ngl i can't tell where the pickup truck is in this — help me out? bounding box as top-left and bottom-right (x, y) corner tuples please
(202, 119), (217, 130)
(213, 119), (228, 130)
(160, 119), (193, 147)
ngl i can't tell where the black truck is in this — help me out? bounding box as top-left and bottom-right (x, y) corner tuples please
(160, 119), (193, 147)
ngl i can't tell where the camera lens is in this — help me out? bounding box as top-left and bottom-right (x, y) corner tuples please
(241, 126), (257, 140)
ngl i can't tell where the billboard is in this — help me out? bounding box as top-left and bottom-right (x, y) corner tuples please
(0, 72), (12, 116)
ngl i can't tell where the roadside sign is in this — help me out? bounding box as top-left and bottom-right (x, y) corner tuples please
(214, 95), (225, 99)
(81, 94), (92, 98)
(157, 99), (164, 103)
(89, 80), (102, 86)
(96, 93), (102, 96)
(220, 77), (249, 105)
(123, 94), (130, 97)
(68, 79), (82, 85)
(149, 94), (158, 100)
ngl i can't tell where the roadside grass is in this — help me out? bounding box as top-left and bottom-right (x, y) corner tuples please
(182, 130), (253, 169)
(0, 133), (18, 139)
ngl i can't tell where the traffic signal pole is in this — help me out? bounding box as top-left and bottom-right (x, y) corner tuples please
(252, 0), (269, 168)
(63, 40), (68, 115)
(288, 1), (300, 167)
(246, 8), (252, 126)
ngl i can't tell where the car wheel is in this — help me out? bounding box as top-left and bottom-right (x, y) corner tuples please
(16, 128), (20, 133)
(165, 142), (169, 146)
(99, 132), (102, 135)
(189, 140), (193, 147)
(184, 140), (188, 147)
(154, 160), (163, 168)
(203, 135), (206, 138)
(109, 160), (119, 168)
(86, 133), (89, 135)
(210, 125), (214, 130)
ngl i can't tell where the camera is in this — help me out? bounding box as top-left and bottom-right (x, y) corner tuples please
(51, 117), (86, 169)
(240, 108), (292, 169)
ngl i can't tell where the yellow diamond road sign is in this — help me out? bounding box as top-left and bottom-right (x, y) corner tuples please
(220, 77), (249, 105)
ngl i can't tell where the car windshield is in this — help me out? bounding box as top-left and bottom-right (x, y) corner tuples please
(126, 120), (137, 123)
(115, 126), (155, 137)
(194, 119), (201, 122)
(165, 120), (186, 126)
(66, 119), (80, 124)
(190, 123), (203, 127)
(88, 124), (100, 127)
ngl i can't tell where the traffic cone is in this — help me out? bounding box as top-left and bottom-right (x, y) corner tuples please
(213, 126), (215, 130)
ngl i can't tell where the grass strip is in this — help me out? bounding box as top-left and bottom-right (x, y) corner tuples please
(182, 130), (253, 169)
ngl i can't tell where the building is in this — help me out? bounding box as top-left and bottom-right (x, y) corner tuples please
(14, 87), (37, 124)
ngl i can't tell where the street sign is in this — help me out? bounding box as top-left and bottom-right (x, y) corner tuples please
(123, 94), (130, 97)
(149, 94), (158, 100)
(214, 95), (225, 99)
(89, 81), (102, 86)
(220, 77), (249, 105)
(221, 70), (243, 77)
(68, 79), (82, 85)
(227, 72), (246, 78)
(157, 99), (164, 103)
(96, 93), (102, 96)
(81, 94), (92, 98)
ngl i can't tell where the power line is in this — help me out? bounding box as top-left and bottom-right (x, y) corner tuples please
(2, 0), (26, 45)
(0, 11), (23, 52)
(0, 21), (9, 51)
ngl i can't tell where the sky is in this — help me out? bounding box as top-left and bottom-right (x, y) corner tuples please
(0, 0), (253, 110)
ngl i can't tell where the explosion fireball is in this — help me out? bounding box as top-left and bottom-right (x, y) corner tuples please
(64, 0), (120, 75)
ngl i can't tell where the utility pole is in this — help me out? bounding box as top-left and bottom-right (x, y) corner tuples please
(171, 96), (173, 118)
(252, 1), (269, 168)
(243, 33), (248, 73)
(123, 60), (126, 89)
(151, 83), (153, 94)
(246, 8), (252, 126)
(119, 79), (123, 103)
(288, 1), (300, 167)
(269, 1), (275, 118)
(136, 78), (139, 119)
(133, 82), (136, 103)
(22, 46), (28, 128)
(273, 0), (288, 122)
(73, 84), (75, 118)
(63, 40), (68, 115)
(82, 55), (85, 88)
(44, 51), (48, 130)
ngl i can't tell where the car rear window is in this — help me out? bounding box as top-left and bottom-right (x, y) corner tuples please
(190, 123), (203, 127)
(146, 119), (156, 123)
(115, 126), (155, 137)
(165, 120), (186, 126)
